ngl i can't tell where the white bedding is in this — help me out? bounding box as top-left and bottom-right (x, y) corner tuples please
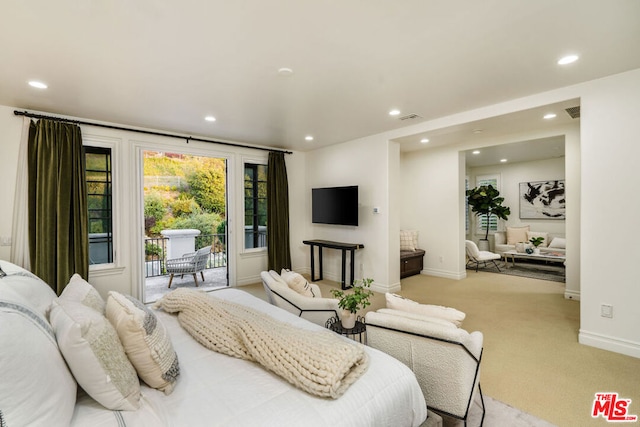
(71, 288), (427, 427)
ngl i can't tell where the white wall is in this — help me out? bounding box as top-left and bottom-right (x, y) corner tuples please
(400, 146), (467, 279)
(578, 69), (640, 358)
(392, 68), (639, 358)
(468, 156), (566, 243)
(0, 105), (294, 299)
(303, 134), (399, 292)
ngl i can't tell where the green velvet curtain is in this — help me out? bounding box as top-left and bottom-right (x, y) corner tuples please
(267, 151), (292, 271)
(28, 119), (89, 295)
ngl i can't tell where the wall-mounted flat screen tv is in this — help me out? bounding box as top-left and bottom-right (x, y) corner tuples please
(312, 185), (358, 226)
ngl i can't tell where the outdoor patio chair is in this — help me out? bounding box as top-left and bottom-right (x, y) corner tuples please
(166, 245), (212, 288)
(465, 240), (501, 272)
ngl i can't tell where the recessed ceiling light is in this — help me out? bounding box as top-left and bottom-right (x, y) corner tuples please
(389, 109), (401, 116)
(544, 113), (557, 119)
(204, 116), (216, 122)
(558, 55), (579, 65)
(500, 158), (508, 163)
(472, 150), (480, 155)
(472, 129), (483, 134)
(305, 135), (314, 141)
(28, 80), (47, 89)
(278, 67), (294, 76)
(420, 138), (429, 144)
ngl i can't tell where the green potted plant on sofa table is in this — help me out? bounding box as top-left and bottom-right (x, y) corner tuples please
(330, 278), (374, 329)
(466, 184), (511, 251)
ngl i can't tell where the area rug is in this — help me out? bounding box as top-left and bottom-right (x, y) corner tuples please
(468, 261), (565, 283)
(448, 395), (557, 427)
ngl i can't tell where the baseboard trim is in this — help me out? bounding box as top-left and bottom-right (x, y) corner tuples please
(422, 268), (466, 280)
(579, 330), (640, 359)
(564, 289), (580, 301)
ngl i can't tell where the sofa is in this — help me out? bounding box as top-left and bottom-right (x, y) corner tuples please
(2, 260), (432, 426)
(494, 227), (566, 256)
(365, 294), (484, 425)
(260, 269), (340, 326)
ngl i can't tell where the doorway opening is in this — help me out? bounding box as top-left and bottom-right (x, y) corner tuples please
(142, 150), (228, 303)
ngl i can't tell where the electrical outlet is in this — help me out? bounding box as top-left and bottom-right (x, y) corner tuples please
(601, 304), (613, 318)
(0, 236), (11, 246)
(439, 256), (444, 263)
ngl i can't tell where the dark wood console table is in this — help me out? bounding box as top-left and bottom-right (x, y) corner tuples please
(302, 240), (364, 289)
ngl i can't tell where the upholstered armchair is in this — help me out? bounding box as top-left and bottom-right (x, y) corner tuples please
(465, 240), (501, 272)
(260, 270), (340, 326)
(366, 309), (485, 426)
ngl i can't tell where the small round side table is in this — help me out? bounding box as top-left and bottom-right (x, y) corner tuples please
(325, 316), (367, 344)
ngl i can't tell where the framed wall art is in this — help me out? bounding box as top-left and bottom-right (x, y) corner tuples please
(519, 180), (565, 219)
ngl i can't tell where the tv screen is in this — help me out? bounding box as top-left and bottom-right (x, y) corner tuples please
(312, 186), (358, 226)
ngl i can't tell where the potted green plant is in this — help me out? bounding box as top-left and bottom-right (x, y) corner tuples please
(330, 278), (374, 329)
(529, 236), (544, 254)
(466, 185), (511, 250)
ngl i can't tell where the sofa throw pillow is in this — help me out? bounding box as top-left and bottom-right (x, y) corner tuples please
(527, 231), (549, 247)
(506, 226), (530, 245)
(385, 293), (466, 327)
(50, 299), (141, 411)
(106, 292), (180, 394)
(280, 269), (315, 297)
(548, 237), (566, 249)
(60, 273), (106, 314)
(400, 230), (419, 251)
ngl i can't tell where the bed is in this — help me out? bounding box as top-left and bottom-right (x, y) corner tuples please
(0, 260), (428, 427)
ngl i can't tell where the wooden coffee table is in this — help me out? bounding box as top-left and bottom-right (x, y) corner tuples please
(502, 250), (566, 267)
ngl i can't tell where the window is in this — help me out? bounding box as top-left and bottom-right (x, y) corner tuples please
(85, 146), (113, 265)
(244, 163), (267, 249)
(475, 174), (500, 233)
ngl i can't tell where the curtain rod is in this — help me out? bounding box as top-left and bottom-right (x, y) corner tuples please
(13, 110), (292, 155)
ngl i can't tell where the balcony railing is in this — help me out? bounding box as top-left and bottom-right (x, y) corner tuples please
(144, 233), (227, 278)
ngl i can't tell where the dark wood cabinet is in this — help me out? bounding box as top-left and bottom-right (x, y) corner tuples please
(400, 249), (425, 278)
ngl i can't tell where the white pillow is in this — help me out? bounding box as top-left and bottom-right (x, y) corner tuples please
(0, 293), (77, 426)
(60, 273), (106, 313)
(506, 226), (530, 245)
(385, 293), (466, 327)
(400, 230), (419, 251)
(375, 308), (458, 329)
(526, 231), (549, 247)
(106, 291), (180, 394)
(548, 237), (566, 249)
(0, 260), (57, 316)
(280, 269), (315, 297)
(50, 299), (141, 411)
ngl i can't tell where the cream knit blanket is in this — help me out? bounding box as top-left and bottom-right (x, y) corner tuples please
(153, 289), (369, 399)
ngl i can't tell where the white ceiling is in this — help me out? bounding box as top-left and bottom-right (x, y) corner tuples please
(1, 1), (639, 153)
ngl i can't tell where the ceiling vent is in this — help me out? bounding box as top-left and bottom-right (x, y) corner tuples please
(399, 113), (422, 121)
(565, 106), (580, 119)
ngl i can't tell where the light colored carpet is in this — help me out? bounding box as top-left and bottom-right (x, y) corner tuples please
(239, 271), (640, 427)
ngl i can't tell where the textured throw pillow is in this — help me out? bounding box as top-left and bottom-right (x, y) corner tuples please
(280, 269), (315, 297)
(106, 291), (180, 394)
(548, 237), (566, 249)
(385, 293), (466, 327)
(400, 230), (419, 251)
(527, 231), (549, 247)
(60, 273), (106, 313)
(50, 299), (141, 411)
(506, 226), (530, 245)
